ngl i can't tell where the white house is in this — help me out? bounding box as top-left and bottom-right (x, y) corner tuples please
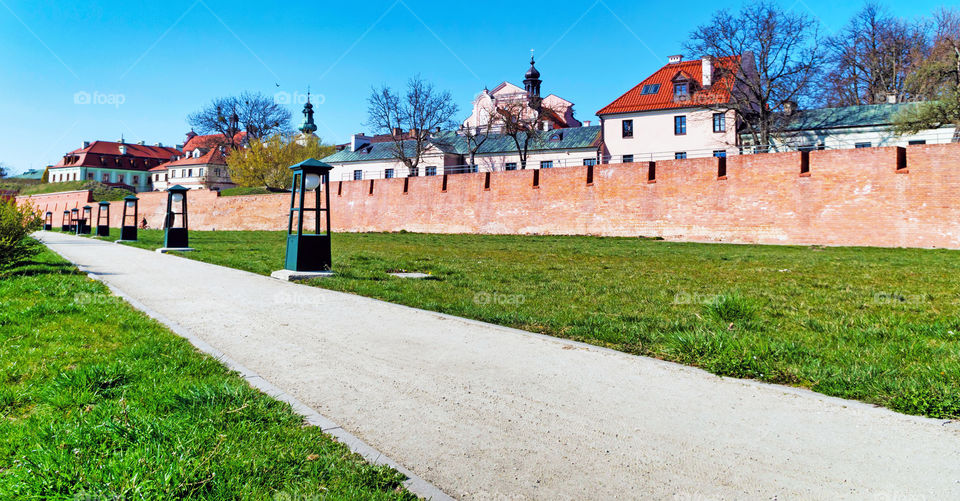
(597, 54), (755, 162)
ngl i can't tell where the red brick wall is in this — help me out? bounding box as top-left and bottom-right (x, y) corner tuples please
(18, 144), (960, 248)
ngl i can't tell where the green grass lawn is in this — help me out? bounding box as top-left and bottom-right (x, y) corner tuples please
(0, 245), (415, 500)
(74, 228), (960, 419)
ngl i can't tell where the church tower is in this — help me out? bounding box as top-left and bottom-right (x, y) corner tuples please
(523, 55), (541, 98)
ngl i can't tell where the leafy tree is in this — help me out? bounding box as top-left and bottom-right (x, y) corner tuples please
(686, 0), (825, 149)
(895, 8), (960, 139)
(0, 163), (8, 178)
(0, 198), (41, 270)
(188, 92), (292, 148)
(226, 135), (335, 190)
(366, 75), (458, 176)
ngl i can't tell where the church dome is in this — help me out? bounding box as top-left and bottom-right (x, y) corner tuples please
(525, 57), (540, 80)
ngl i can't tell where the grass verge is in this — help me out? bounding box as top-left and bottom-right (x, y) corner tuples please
(78, 228), (960, 419)
(0, 244), (414, 500)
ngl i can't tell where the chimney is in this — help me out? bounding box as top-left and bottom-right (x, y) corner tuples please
(391, 127), (402, 137)
(583, 120), (591, 127)
(783, 101), (798, 115)
(668, 54), (683, 64)
(82, 141), (90, 149)
(701, 56), (713, 88)
(154, 142), (163, 147)
(175, 144), (184, 151)
(409, 128), (420, 138)
(137, 140), (145, 145)
(351, 133), (370, 152)
(886, 93), (897, 104)
(118, 144), (128, 155)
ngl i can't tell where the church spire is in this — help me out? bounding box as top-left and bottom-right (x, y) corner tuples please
(523, 51), (541, 99)
(299, 88), (318, 135)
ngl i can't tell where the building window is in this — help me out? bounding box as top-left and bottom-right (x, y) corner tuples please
(505, 163), (517, 170)
(623, 154), (634, 163)
(674, 116), (687, 135)
(353, 170), (363, 180)
(674, 82), (688, 99)
(675, 152), (687, 160)
(713, 113), (726, 133)
(133, 175), (139, 184)
(908, 140), (926, 145)
(188, 169), (193, 177)
(102, 173), (109, 182)
(640, 84), (660, 95)
(713, 150), (727, 158)
(540, 161), (553, 169)
(583, 158), (597, 166)
(199, 168), (204, 176)
(855, 142), (872, 149)
(385, 168), (395, 179)
(87, 172), (94, 180)
(622, 119), (633, 138)
(425, 166), (437, 176)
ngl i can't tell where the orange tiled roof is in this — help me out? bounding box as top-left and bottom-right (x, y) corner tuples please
(597, 56), (741, 115)
(151, 147), (227, 172)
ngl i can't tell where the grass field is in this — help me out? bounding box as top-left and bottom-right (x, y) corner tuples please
(78, 228), (960, 419)
(0, 245), (415, 499)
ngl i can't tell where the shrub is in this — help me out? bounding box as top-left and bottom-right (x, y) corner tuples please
(704, 293), (758, 325)
(0, 199), (42, 269)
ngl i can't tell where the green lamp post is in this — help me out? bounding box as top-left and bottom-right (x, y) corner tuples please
(43, 211), (53, 231)
(79, 205), (93, 235)
(271, 159), (333, 279)
(119, 195), (138, 242)
(61, 210), (70, 232)
(70, 208), (79, 233)
(160, 185), (192, 252)
(96, 201), (111, 237)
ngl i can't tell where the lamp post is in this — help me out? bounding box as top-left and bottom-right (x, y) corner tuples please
(70, 208), (79, 233)
(119, 195), (138, 242)
(79, 205), (93, 235)
(158, 185), (193, 252)
(96, 201), (111, 237)
(270, 158), (334, 280)
(43, 211), (53, 231)
(61, 210), (70, 232)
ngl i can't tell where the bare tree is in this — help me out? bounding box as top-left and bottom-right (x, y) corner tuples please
(895, 8), (960, 139)
(460, 124), (493, 170)
(686, 0), (825, 150)
(0, 163), (7, 179)
(494, 99), (562, 169)
(366, 75), (458, 176)
(188, 91), (292, 149)
(823, 3), (929, 106)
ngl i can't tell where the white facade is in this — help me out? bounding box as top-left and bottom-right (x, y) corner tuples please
(601, 108), (739, 162)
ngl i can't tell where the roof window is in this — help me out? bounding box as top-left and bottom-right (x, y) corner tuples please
(640, 84), (660, 95)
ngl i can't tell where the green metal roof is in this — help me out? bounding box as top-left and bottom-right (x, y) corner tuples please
(8, 168), (44, 180)
(783, 102), (920, 131)
(321, 126), (602, 164)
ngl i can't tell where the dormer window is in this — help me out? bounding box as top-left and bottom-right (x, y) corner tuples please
(674, 82), (689, 100)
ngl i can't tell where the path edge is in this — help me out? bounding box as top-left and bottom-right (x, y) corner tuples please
(45, 246), (453, 501)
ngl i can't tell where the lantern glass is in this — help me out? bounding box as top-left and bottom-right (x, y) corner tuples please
(126, 201), (136, 208)
(171, 193), (184, 203)
(303, 173), (321, 191)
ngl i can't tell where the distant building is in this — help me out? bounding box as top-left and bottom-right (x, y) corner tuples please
(150, 131), (243, 191)
(597, 54), (753, 162)
(754, 102), (957, 151)
(324, 57), (598, 180)
(462, 56), (582, 132)
(7, 168), (44, 180)
(48, 139), (182, 192)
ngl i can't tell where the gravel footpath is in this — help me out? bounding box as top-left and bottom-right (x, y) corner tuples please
(38, 231), (960, 500)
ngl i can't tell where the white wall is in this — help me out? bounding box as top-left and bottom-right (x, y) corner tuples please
(771, 125), (956, 151)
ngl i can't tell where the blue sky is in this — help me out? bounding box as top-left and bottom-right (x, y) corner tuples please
(0, 0), (948, 174)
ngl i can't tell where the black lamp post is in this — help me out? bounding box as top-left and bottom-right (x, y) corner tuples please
(43, 211), (52, 231)
(61, 210), (70, 232)
(283, 159), (333, 272)
(70, 208), (79, 233)
(120, 195), (138, 242)
(96, 201), (111, 237)
(163, 185), (190, 250)
(79, 205), (93, 235)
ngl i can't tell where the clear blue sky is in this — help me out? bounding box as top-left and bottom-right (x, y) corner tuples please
(0, 0), (948, 174)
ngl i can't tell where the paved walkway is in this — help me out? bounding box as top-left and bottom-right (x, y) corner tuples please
(38, 231), (960, 500)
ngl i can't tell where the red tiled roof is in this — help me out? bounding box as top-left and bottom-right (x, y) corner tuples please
(151, 147), (228, 172)
(597, 56), (741, 115)
(52, 140), (182, 171)
(183, 131), (246, 151)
